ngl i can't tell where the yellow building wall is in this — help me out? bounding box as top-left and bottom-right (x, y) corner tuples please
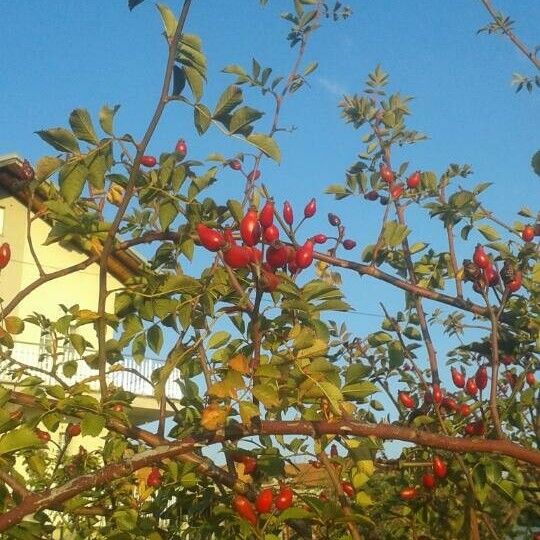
(0, 190), (121, 345)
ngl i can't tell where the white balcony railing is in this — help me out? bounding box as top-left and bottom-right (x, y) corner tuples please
(1, 341), (183, 400)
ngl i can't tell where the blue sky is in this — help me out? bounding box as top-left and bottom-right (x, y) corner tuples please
(1, 2), (538, 455)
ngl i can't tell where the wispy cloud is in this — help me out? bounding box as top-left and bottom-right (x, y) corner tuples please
(318, 77), (348, 98)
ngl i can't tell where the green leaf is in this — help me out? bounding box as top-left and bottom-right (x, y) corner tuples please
(158, 199), (178, 230)
(36, 128), (80, 154)
(113, 508), (138, 531)
(342, 381), (379, 400)
(367, 331), (392, 347)
(147, 325), (164, 354)
(156, 3), (177, 39)
(35, 156), (63, 181)
(59, 162), (88, 204)
(99, 104), (120, 136)
(229, 106), (264, 134)
(81, 413), (106, 437)
(183, 65), (205, 102)
(69, 108), (98, 145)
(0, 426), (41, 455)
(246, 133), (281, 162)
(227, 199), (244, 224)
(388, 340), (404, 369)
(253, 384), (280, 408)
(477, 224), (500, 241)
(278, 507), (312, 521)
(208, 331), (230, 349)
(303, 61), (318, 76)
(4, 316), (24, 335)
(63, 360), (77, 378)
(194, 104), (212, 135)
(213, 85), (243, 122)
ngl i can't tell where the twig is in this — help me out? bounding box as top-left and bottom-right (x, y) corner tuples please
(318, 451), (362, 540)
(478, 0), (540, 70)
(96, 0), (193, 398)
(0, 470), (29, 499)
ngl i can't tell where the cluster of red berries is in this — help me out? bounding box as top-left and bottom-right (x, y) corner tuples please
(233, 484), (294, 525)
(363, 165), (422, 205)
(398, 363), (494, 436)
(399, 455), (447, 500)
(196, 199), (327, 291)
(463, 245), (522, 294)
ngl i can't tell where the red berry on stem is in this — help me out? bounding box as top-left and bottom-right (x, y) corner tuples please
(174, 138), (187, 157)
(0, 243), (11, 270)
(229, 159), (242, 171)
(451, 367), (465, 388)
(390, 183), (404, 199)
(262, 224), (279, 243)
(224, 245), (251, 269)
(259, 200), (274, 228)
(66, 423), (81, 438)
(432, 384), (443, 405)
(275, 486), (294, 511)
(483, 264), (499, 287)
(465, 378), (478, 397)
(241, 456), (257, 474)
(36, 429), (50, 443)
(255, 488), (274, 513)
(407, 171), (421, 189)
(266, 243), (289, 269)
(399, 487), (417, 501)
(240, 208), (261, 246)
(328, 213), (341, 226)
(432, 456), (447, 479)
(475, 365), (488, 391)
(379, 163), (394, 184)
(442, 397), (458, 412)
(343, 239), (357, 250)
(522, 225), (534, 242)
(248, 246), (262, 264)
(283, 201), (294, 226)
(364, 190), (379, 201)
(458, 403), (471, 417)
(247, 169), (261, 182)
(506, 271), (522, 293)
(196, 224), (225, 252)
(233, 495), (257, 525)
(260, 268), (280, 292)
(473, 245), (490, 270)
(501, 354), (513, 366)
(313, 233), (328, 244)
(304, 198), (316, 218)
(341, 481), (354, 497)
(295, 239), (314, 269)
(526, 372), (536, 386)
(422, 473), (436, 489)
(398, 391), (415, 409)
(112, 404), (124, 413)
(147, 467), (162, 487)
(140, 155), (157, 167)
